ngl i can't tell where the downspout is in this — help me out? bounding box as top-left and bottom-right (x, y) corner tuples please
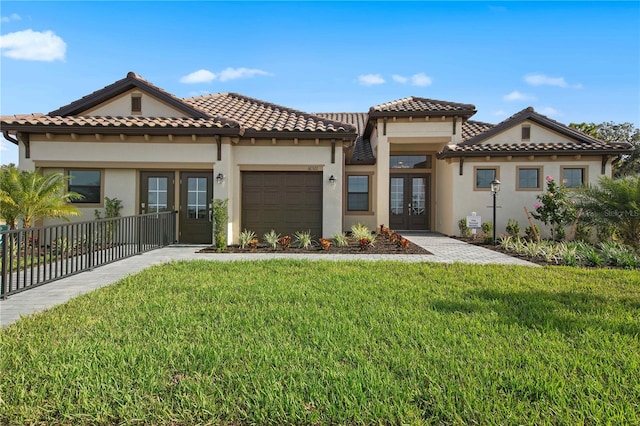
(2, 131), (18, 145)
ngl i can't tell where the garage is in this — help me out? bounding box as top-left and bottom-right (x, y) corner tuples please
(242, 171), (323, 239)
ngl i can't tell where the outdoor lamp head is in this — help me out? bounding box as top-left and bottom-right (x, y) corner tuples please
(490, 179), (501, 193)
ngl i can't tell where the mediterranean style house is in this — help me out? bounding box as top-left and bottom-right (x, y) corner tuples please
(1, 72), (632, 243)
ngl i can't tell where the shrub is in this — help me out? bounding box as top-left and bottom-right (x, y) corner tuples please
(525, 224), (540, 242)
(294, 230), (313, 249)
(263, 230), (280, 250)
(575, 241), (603, 267)
(212, 199), (228, 252)
(94, 196), (123, 219)
(505, 219), (520, 238)
(458, 218), (471, 238)
(239, 229), (257, 250)
(481, 221), (493, 244)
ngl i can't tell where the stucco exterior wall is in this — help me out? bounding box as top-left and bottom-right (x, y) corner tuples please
(29, 137), (217, 165)
(435, 159), (455, 235)
(481, 120), (577, 145)
(343, 164), (377, 232)
(449, 156), (606, 238)
(226, 141), (343, 242)
(85, 89), (190, 118)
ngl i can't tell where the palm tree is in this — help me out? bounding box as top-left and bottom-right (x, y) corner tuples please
(0, 166), (83, 228)
(576, 175), (640, 248)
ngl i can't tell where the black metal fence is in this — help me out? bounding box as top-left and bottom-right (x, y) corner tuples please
(1, 211), (177, 299)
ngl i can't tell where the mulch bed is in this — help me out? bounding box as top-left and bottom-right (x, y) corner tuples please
(198, 237), (432, 255)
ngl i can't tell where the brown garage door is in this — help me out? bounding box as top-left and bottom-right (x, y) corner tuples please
(242, 171), (322, 239)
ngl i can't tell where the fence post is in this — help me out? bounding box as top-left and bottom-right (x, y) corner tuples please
(137, 214), (142, 254)
(1, 232), (7, 299)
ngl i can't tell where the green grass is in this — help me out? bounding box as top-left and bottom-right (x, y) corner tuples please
(2, 260), (639, 425)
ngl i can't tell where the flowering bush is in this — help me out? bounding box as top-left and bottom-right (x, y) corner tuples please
(531, 176), (576, 241)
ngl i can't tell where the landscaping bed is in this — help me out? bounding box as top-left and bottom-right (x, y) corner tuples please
(199, 237), (431, 255)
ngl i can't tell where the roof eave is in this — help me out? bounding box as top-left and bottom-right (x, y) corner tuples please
(437, 147), (633, 159)
(0, 124), (241, 136)
(241, 130), (358, 140)
(368, 109), (476, 119)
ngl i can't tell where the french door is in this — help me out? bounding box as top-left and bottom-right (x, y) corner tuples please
(389, 174), (430, 230)
(179, 172), (213, 244)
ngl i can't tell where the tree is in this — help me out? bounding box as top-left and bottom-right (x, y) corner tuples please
(575, 175), (640, 249)
(0, 166), (83, 228)
(570, 121), (640, 177)
(531, 175), (576, 241)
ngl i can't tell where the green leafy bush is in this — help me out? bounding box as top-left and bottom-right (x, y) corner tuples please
(239, 229), (257, 249)
(263, 230), (280, 250)
(213, 199), (228, 252)
(458, 218), (471, 238)
(294, 230), (313, 249)
(333, 232), (349, 247)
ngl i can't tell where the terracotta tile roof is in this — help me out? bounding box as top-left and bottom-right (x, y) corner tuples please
(369, 96), (476, 116)
(439, 107), (633, 158)
(185, 93), (357, 134)
(49, 72), (209, 119)
(0, 113), (238, 132)
(462, 120), (494, 140)
(314, 112), (368, 135)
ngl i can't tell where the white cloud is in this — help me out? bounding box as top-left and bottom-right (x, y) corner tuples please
(0, 29), (66, 61)
(392, 74), (408, 84)
(536, 106), (562, 117)
(524, 73), (582, 89)
(503, 90), (536, 101)
(1, 13), (21, 23)
(392, 73), (432, 86)
(180, 69), (217, 84)
(218, 67), (272, 82)
(411, 72), (432, 87)
(180, 67), (272, 84)
(358, 74), (385, 86)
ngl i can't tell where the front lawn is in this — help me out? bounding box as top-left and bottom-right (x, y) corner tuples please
(1, 260), (639, 424)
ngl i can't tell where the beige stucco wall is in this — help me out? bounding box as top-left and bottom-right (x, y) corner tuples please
(28, 137), (217, 165)
(85, 89), (190, 118)
(448, 156), (608, 238)
(435, 159), (455, 235)
(482, 120), (577, 145)
(343, 164), (377, 232)
(216, 140), (343, 243)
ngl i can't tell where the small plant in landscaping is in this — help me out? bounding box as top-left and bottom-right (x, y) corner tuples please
(398, 237), (410, 249)
(318, 238), (332, 250)
(359, 237), (374, 251)
(294, 230), (313, 249)
(278, 235), (292, 250)
(525, 224), (540, 242)
(212, 199), (229, 252)
(263, 230), (280, 250)
(94, 196), (123, 220)
(333, 232), (349, 247)
(379, 225), (391, 238)
(351, 223), (372, 240)
(239, 229), (257, 250)
(481, 221), (493, 244)
(458, 218), (471, 238)
(505, 218), (520, 238)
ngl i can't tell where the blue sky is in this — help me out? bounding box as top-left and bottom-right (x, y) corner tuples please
(1, 1), (639, 165)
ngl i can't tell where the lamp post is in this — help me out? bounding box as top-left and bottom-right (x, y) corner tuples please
(490, 179), (501, 245)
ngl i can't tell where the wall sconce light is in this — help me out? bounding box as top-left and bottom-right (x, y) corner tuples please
(216, 173), (224, 184)
(329, 175), (337, 185)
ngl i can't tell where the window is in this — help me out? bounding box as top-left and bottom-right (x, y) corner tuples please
(131, 95), (142, 114)
(522, 125), (531, 140)
(390, 155), (432, 169)
(474, 167), (498, 190)
(347, 175), (369, 211)
(68, 170), (102, 204)
(562, 167), (586, 188)
(517, 167), (542, 190)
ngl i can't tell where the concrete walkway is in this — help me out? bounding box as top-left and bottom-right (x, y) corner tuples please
(0, 234), (536, 328)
